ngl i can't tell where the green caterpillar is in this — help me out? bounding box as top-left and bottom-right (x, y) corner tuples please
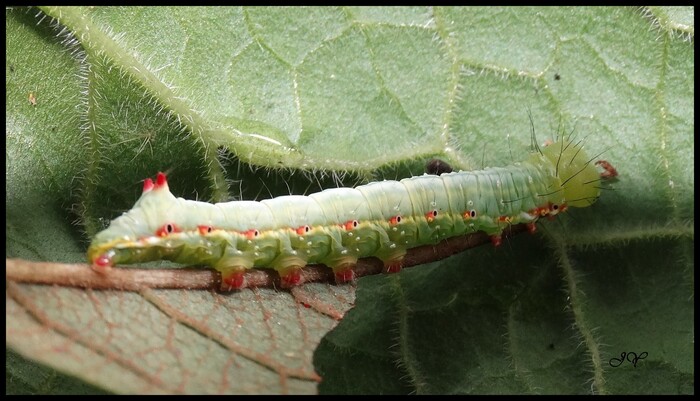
(87, 138), (616, 290)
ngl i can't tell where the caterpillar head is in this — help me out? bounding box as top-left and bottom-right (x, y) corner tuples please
(87, 173), (197, 269)
(538, 140), (601, 208)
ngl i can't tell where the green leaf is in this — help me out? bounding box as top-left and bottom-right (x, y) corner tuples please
(6, 6), (693, 395)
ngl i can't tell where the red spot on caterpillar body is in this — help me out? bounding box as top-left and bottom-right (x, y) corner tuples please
(498, 215), (512, 223)
(295, 225), (311, 235)
(463, 209), (477, 220)
(425, 209), (438, 222)
(548, 202), (565, 216)
(244, 229), (260, 239)
(389, 215), (402, 225)
(94, 253), (113, 269)
(538, 207), (549, 217)
(155, 223), (181, 237)
(343, 220), (359, 231)
(198, 225), (213, 235)
(490, 235), (503, 247)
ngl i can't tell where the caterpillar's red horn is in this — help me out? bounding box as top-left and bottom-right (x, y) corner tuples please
(142, 178), (154, 193)
(155, 172), (168, 189)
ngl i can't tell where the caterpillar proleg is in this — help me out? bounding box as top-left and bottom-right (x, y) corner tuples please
(87, 138), (617, 290)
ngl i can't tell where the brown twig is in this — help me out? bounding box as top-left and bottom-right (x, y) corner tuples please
(6, 224), (528, 291)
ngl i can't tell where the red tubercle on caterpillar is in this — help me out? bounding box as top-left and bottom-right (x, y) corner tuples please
(596, 160), (619, 179)
(140, 172), (169, 193)
(547, 202), (566, 219)
(425, 209), (438, 223)
(490, 235), (503, 247)
(154, 172), (168, 190)
(142, 178), (154, 193)
(198, 225), (213, 235)
(530, 206), (549, 218)
(244, 229), (260, 239)
(343, 220), (359, 231)
(389, 215), (402, 225)
(498, 215), (512, 224)
(155, 223), (181, 237)
(546, 204), (557, 220)
(295, 225), (311, 235)
(463, 209), (477, 220)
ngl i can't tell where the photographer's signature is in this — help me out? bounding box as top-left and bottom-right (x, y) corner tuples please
(609, 351), (648, 368)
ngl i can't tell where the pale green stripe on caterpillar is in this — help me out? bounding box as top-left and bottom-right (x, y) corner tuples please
(87, 138), (617, 290)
